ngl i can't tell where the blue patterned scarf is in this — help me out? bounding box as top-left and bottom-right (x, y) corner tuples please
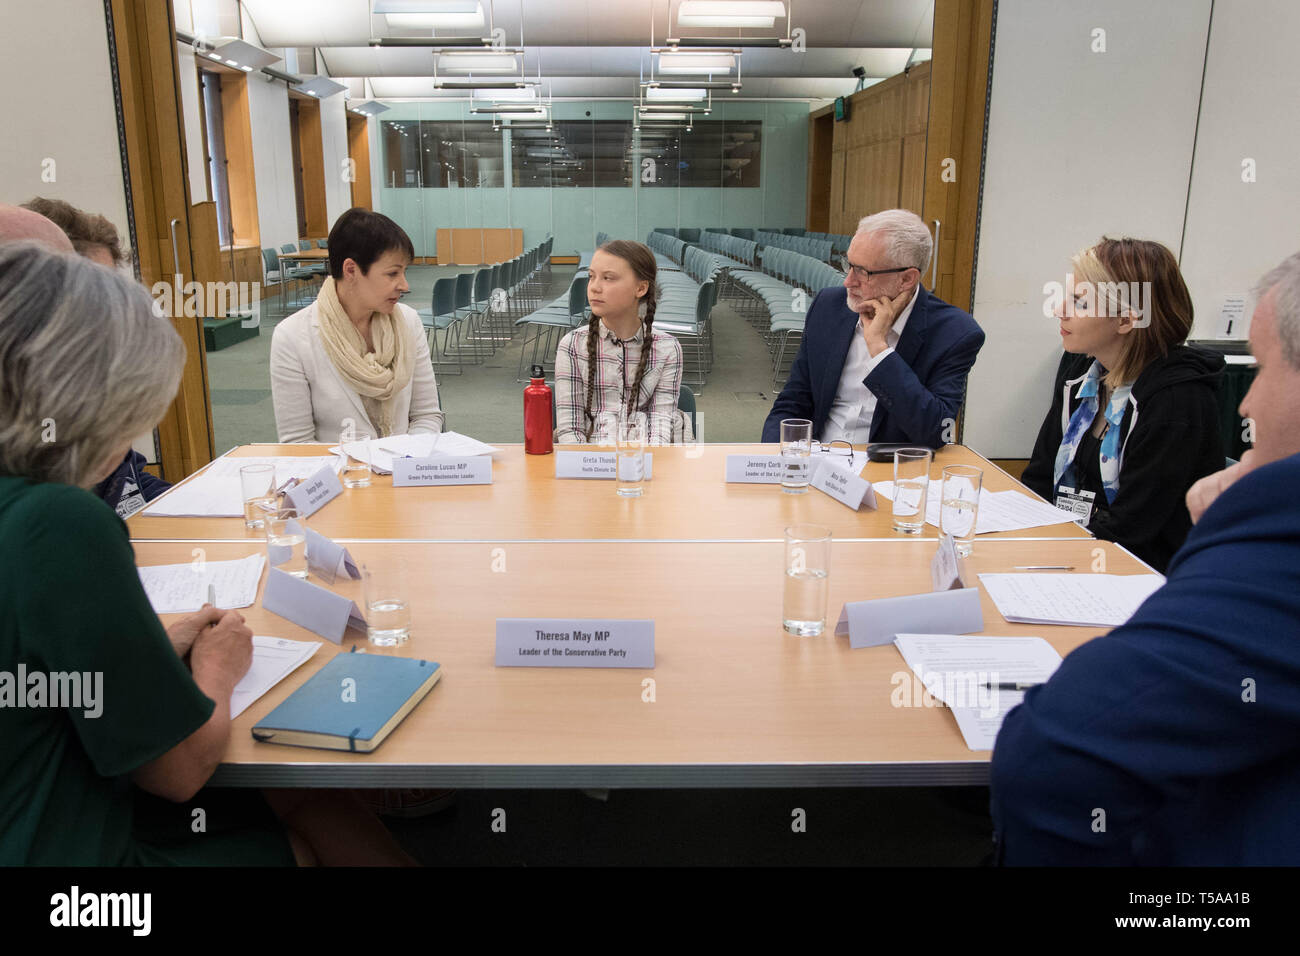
(1052, 360), (1132, 504)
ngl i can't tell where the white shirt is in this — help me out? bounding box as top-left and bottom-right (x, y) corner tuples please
(822, 288), (919, 444)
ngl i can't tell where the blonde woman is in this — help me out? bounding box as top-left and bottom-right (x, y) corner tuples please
(271, 208), (443, 443)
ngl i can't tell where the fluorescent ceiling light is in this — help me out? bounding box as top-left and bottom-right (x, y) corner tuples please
(657, 53), (734, 74)
(296, 76), (348, 98)
(646, 87), (706, 101)
(438, 52), (519, 73)
(638, 111), (690, 120)
(380, 1), (485, 29)
(349, 100), (391, 116)
(677, 1), (785, 28)
(204, 36), (280, 71)
(483, 87), (537, 101)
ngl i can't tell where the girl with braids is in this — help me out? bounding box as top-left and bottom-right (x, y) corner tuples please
(554, 239), (688, 445)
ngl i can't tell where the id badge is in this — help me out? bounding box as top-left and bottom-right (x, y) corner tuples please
(1053, 486), (1096, 527)
(115, 492), (147, 519)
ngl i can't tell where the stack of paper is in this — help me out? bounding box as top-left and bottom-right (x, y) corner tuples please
(893, 633), (1063, 750)
(138, 554), (265, 614)
(873, 480), (1077, 534)
(978, 572), (1165, 627)
(230, 636), (322, 718)
(142, 456), (341, 517)
(329, 431), (500, 474)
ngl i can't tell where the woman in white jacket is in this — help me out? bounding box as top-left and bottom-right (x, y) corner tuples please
(270, 208), (443, 443)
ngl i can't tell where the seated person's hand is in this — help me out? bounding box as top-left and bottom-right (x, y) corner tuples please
(165, 604), (223, 659)
(189, 608), (254, 693)
(861, 288), (915, 355)
(1186, 449), (1257, 524)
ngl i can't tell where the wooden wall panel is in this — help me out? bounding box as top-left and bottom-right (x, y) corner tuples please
(218, 73), (259, 246)
(347, 114), (372, 211)
(900, 131), (927, 216)
(295, 97), (328, 237)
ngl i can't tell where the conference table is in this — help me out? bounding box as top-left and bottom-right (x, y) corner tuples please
(128, 443), (1141, 789)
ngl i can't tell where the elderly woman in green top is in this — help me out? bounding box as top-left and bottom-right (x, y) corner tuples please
(0, 243), (412, 866)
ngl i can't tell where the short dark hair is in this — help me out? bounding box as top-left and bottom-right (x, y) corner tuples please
(327, 208), (414, 279)
(21, 196), (127, 266)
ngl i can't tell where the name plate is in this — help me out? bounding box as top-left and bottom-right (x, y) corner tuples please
(725, 454), (786, 483)
(810, 458), (877, 511)
(284, 464), (343, 518)
(930, 534), (969, 592)
(495, 618), (654, 668)
(262, 568), (366, 644)
(392, 456), (493, 486)
(835, 587), (983, 649)
(554, 451), (654, 480)
(305, 526), (361, 585)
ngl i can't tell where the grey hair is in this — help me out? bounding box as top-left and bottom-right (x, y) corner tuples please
(0, 241), (185, 488)
(856, 209), (934, 276)
(1253, 250), (1300, 369)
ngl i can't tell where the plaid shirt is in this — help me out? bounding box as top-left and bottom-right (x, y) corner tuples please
(554, 320), (685, 444)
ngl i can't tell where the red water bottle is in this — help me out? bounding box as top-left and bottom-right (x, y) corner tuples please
(524, 364), (554, 455)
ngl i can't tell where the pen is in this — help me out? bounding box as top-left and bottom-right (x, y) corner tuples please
(207, 583), (217, 609)
(1013, 565), (1075, 571)
(983, 681), (1042, 691)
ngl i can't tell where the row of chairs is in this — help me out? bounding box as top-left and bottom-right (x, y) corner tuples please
(260, 239), (330, 310)
(697, 231), (759, 269)
(755, 230), (834, 265)
(803, 231), (854, 256)
(729, 247), (847, 389)
(649, 239), (723, 388)
(417, 237), (554, 375)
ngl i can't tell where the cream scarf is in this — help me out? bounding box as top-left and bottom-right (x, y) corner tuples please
(315, 276), (413, 438)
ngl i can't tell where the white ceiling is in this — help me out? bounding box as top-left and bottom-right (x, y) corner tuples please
(229, 0), (934, 101)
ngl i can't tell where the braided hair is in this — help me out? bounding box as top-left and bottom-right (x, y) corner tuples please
(581, 239), (659, 441)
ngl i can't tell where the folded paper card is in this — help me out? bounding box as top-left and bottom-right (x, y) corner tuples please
(931, 534), (970, 591)
(554, 451), (654, 480)
(283, 464), (343, 518)
(725, 455), (785, 483)
(810, 457), (877, 510)
(261, 568), (366, 643)
(304, 527), (360, 585)
(835, 586), (983, 649)
(392, 456), (493, 486)
(495, 619), (654, 668)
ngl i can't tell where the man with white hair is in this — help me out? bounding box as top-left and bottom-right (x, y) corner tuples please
(990, 250), (1300, 865)
(762, 208), (985, 446)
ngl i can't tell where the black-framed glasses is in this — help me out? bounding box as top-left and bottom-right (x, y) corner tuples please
(844, 261), (914, 281)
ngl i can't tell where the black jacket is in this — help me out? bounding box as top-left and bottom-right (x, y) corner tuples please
(93, 450), (170, 519)
(1021, 346), (1225, 572)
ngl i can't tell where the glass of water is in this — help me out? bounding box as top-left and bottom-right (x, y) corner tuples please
(239, 463), (276, 531)
(940, 465), (983, 557)
(342, 431), (373, 488)
(362, 563), (411, 646)
(783, 523), (831, 636)
(264, 507), (308, 579)
(780, 418), (814, 494)
(892, 447), (933, 534)
(615, 418), (646, 498)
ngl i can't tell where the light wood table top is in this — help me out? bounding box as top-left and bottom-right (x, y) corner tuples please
(129, 443), (1089, 544)
(135, 537), (1147, 788)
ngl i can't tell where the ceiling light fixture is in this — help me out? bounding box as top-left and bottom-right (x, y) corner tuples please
(295, 76), (348, 98)
(646, 87), (706, 101)
(656, 52), (736, 75)
(676, 1), (786, 28)
(376, 0), (486, 29)
(438, 52), (520, 73)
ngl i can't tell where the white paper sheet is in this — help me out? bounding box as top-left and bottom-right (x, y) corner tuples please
(893, 633), (1063, 750)
(229, 636), (322, 718)
(977, 572), (1165, 627)
(142, 456), (341, 517)
(329, 431), (500, 474)
(138, 554), (266, 614)
(873, 480), (1078, 534)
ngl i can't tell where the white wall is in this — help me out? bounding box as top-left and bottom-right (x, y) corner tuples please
(1180, 0), (1300, 339)
(245, 73), (300, 248)
(1, 0), (131, 247)
(968, 0), (1211, 457)
(321, 96), (352, 225)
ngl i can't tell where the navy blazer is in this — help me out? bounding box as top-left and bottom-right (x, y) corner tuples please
(991, 452), (1300, 865)
(761, 285), (985, 446)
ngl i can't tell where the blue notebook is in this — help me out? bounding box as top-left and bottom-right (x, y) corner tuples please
(251, 650), (442, 753)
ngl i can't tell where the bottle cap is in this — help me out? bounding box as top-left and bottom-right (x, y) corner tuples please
(530, 364), (545, 380)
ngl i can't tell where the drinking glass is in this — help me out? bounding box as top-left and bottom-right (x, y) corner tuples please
(615, 418), (646, 498)
(240, 463), (276, 531)
(264, 507), (309, 578)
(892, 448), (933, 534)
(780, 418), (814, 494)
(362, 563), (411, 646)
(940, 465), (983, 557)
(342, 431), (372, 488)
(783, 524), (831, 636)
